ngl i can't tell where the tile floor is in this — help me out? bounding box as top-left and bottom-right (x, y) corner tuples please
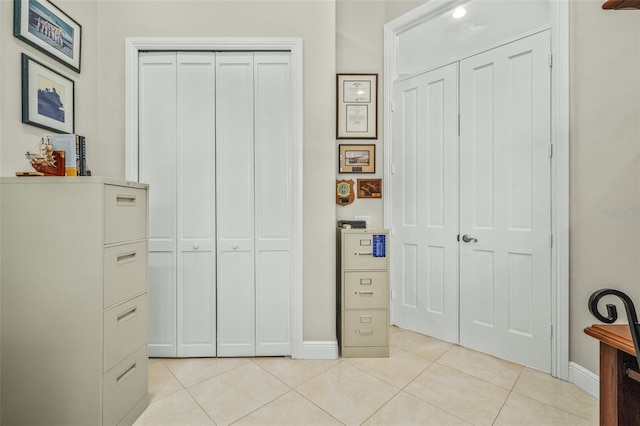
(134, 327), (598, 426)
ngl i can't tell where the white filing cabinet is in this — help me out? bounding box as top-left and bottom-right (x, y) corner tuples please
(0, 177), (149, 426)
(336, 228), (389, 357)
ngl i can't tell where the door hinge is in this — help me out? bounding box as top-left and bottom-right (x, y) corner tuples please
(458, 113), (461, 136)
(391, 289), (396, 300)
(391, 102), (396, 112)
(549, 53), (553, 68)
(391, 164), (396, 175)
(548, 143), (553, 158)
(548, 234), (553, 247)
(549, 323), (553, 338)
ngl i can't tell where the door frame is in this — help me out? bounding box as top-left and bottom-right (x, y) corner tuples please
(124, 37), (304, 359)
(384, 1), (569, 380)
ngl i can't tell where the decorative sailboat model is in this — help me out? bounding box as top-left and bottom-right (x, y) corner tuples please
(18, 137), (65, 176)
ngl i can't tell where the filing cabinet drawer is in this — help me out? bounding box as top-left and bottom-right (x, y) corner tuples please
(344, 271), (388, 309)
(343, 309), (388, 347)
(104, 241), (147, 308)
(343, 233), (387, 270)
(104, 294), (147, 373)
(104, 185), (147, 245)
(103, 345), (148, 426)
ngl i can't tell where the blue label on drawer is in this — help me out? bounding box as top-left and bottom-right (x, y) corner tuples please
(372, 234), (386, 257)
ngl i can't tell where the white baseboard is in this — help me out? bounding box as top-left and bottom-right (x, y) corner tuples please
(300, 340), (339, 359)
(569, 361), (599, 399)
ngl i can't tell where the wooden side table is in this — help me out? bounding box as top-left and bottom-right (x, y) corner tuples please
(584, 324), (640, 425)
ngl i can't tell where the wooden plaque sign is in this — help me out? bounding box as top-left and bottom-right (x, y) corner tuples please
(336, 179), (355, 206)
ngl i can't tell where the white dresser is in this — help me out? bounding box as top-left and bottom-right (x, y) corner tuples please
(336, 227), (389, 357)
(0, 177), (149, 425)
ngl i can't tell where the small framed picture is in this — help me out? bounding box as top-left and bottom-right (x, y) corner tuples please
(14, 0), (82, 73)
(21, 53), (74, 133)
(339, 144), (375, 174)
(358, 178), (382, 198)
(336, 73), (377, 139)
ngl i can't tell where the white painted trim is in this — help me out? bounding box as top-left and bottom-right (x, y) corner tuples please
(125, 37), (304, 359)
(569, 362), (600, 400)
(302, 341), (339, 360)
(383, 0), (569, 378)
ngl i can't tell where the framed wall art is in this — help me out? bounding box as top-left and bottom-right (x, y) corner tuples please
(22, 53), (75, 133)
(336, 73), (377, 139)
(339, 144), (375, 174)
(358, 178), (382, 198)
(14, 0), (82, 73)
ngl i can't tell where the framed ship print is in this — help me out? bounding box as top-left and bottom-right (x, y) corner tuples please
(336, 73), (377, 139)
(339, 144), (375, 174)
(14, 0), (82, 73)
(21, 53), (75, 133)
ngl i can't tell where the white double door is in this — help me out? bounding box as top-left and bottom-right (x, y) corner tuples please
(391, 31), (552, 371)
(139, 51), (293, 358)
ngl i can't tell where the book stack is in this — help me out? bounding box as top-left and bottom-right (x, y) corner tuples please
(47, 134), (87, 176)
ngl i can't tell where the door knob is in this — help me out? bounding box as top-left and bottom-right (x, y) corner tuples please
(462, 234), (478, 243)
(231, 242), (239, 250)
(193, 243), (200, 250)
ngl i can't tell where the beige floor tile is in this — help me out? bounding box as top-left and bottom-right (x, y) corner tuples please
(252, 356), (341, 388)
(234, 390), (343, 425)
(404, 363), (509, 425)
(188, 362), (290, 426)
(494, 392), (597, 425)
(390, 328), (453, 360)
(163, 356), (249, 387)
(363, 391), (471, 426)
(134, 389), (214, 425)
(148, 359), (185, 402)
(436, 345), (524, 389)
(297, 362), (399, 426)
(513, 367), (599, 422)
(345, 346), (432, 388)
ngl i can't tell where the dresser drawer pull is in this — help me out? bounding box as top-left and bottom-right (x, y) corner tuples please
(360, 278), (372, 285)
(116, 194), (137, 207)
(359, 239), (371, 246)
(117, 307), (138, 325)
(359, 316), (372, 323)
(355, 291), (374, 295)
(356, 329), (374, 335)
(354, 252), (372, 256)
(116, 362), (137, 386)
(116, 251), (137, 265)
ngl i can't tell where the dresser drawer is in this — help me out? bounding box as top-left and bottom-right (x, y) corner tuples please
(343, 233), (387, 270)
(104, 185), (147, 245)
(343, 309), (388, 347)
(344, 271), (388, 309)
(103, 345), (148, 426)
(104, 241), (147, 308)
(104, 294), (147, 373)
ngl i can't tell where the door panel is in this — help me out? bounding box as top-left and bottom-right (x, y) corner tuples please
(216, 52), (256, 357)
(176, 52), (217, 357)
(139, 52), (178, 357)
(254, 52), (293, 355)
(391, 63), (459, 342)
(459, 31), (551, 371)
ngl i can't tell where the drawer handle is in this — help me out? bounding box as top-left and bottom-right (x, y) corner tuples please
(360, 239), (371, 246)
(116, 195), (137, 207)
(354, 252), (372, 256)
(117, 307), (138, 325)
(117, 251), (137, 264)
(360, 278), (372, 285)
(355, 291), (374, 295)
(116, 362), (137, 386)
(360, 316), (372, 323)
(356, 329), (374, 335)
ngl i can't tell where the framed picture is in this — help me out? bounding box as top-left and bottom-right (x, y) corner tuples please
(339, 144), (375, 174)
(21, 53), (74, 133)
(337, 73), (378, 139)
(14, 0), (82, 73)
(358, 178), (382, 198)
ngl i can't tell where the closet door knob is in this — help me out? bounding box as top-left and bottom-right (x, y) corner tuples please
(232, 243), (239, 250)
(193, 243), (200, 250)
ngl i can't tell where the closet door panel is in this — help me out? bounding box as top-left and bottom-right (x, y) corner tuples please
(216, 53), (256, 356)
(139, 52), (178, 357)
(254, 52), (292, 355)
(176, 52), (217, 357)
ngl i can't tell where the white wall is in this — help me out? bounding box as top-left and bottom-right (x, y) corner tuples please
(569, 0), (640, 374)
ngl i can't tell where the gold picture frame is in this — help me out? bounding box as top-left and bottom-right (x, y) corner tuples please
(336, 73), (378, 139)
(339, 144), (375, 174)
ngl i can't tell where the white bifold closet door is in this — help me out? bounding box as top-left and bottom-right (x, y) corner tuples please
(139, 51), (292, 358)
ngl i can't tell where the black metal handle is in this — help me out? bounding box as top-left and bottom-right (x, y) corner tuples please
(589, 288), (640, 369)
(462, 234), (478, 243)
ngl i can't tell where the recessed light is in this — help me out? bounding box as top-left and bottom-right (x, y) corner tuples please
(452, 7), (467, 19)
